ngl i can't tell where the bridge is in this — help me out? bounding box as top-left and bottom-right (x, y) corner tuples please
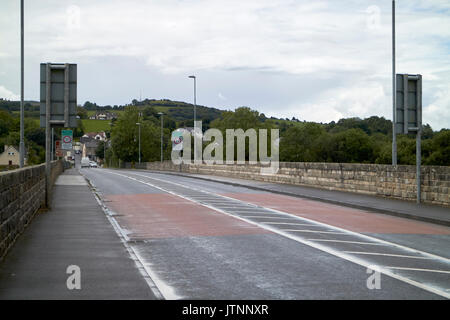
(0, 158), (449, 300)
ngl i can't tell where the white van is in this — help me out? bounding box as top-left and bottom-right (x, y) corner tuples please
(81, 157), (90, 168)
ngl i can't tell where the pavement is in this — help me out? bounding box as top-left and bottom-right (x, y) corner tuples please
(0, 168), (157, 300)
(151, 170), (450, 227)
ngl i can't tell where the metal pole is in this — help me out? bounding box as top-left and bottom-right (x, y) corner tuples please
(416, 130), (421, 204)
(161, 114), (163, 162)
(188, 75), (196, 129)
(51, 128), (54, 160)
(19, 0), (24, 167)
(392, 0), (397, 166)
(416, 75), (423, 204)
(45, 63), (51, 208)
(194, 77), (196, 127)
(138, 124), (141, 164)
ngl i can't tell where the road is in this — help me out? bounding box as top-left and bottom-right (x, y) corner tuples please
(81, 167), (450, 299)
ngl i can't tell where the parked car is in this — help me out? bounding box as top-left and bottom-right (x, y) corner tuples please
(81, 157), (90, 168)
(89, 161), (98, 168)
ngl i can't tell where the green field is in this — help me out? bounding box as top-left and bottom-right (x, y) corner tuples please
(81, 119), (112, 132)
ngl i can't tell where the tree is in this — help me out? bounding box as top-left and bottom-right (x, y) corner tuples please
(424, 130), (450, 166)
(76, 106), (88, 119)
(0, 110), (14, 137)
(111, 106), (162, 163)
(95, 141), (106, 159)
(328, 128), (375, 163)
(280, 123), (326, 162)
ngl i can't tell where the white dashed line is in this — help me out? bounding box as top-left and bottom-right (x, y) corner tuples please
(343, 252), (433, 259)
(384, 267), (450, 274)
(307, 239), (388, 245)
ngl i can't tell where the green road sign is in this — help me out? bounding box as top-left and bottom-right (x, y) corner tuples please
(62, 129), (73, 150)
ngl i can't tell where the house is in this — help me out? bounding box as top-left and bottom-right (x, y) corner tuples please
(88, 111), (117, 120)
(80, 132), (106, 143)
(0, 145), (26, 166)
(80, 132), (107, 161)
(82, 140), (101, 161)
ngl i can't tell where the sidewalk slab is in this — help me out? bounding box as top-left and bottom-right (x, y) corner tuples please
(146, 170), (450, 227)
(0, 169), (156, 300)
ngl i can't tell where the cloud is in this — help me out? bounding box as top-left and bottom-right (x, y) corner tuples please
(270, 81), (388, 123)
(0, 86), (19, 101)
(0, 0), (449, 129)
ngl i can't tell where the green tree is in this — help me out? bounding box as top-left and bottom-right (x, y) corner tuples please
(0, 110), (15, 137)
(280, 123), (326, 162)
(424, 130), (450, 166)
(76, 106), (88, 119)
(111, 106), (162, 163)
(95, 140), (106, 160)
(329, 128), (375, 163)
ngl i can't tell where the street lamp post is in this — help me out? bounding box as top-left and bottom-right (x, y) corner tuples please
(19, 0), (24, 167)
(108, 122), (113, 167)
(188, 75), (196, 129)
(158, 112), (164, 162)
(136, 122), (141, 164)
(103, 138), (106, 167)
(392, 0), (397, 166)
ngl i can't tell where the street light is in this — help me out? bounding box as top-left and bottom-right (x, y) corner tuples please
(157, 112), (164, 162)
(392, 0), (397, 166)
(136, 122), (141, 164)
(19, 0), (24, 167)
(108, 122), (114, 167)
(188, 75), (196, 129)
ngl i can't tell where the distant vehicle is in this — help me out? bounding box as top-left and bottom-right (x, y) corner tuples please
(81, 157), (90, 168)
(89, 161), (98, 168)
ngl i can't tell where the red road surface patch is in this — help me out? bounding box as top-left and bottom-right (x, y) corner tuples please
(105, 194), (269, 239)
(222, 193), (450, 235)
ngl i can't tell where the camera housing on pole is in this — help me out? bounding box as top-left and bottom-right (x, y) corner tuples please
(40, 63), (77, 207)
(395, 74), (422, 204)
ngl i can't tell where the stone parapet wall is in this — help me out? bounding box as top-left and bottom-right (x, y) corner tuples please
(137, 161), (449, 207)
(0, 160), (64, 260)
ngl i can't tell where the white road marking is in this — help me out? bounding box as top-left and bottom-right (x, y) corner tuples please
(307, 239), (388, 245)
(263, 222), (318, 226)
(343, 252), (433, 259)
(105, 170), (450, 299)
(282, 229), (348, 235)
(240, 216), (298, 220)
(384, 267), (450, 274)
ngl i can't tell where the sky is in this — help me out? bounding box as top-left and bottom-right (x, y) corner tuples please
(0, 0), (449, 130)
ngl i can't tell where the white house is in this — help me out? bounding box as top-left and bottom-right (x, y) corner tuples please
(0, 145), (27, 166)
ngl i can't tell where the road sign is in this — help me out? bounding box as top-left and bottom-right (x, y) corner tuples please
(62, 129), (73, 150)
(40, 63), (77, 128)
(55, 140), (63, 157)
(395, 73), (423, 204)
(395, 74), (422, 134)
(40, 62), (77, 208)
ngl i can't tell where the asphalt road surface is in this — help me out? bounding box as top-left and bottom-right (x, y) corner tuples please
(81, 167), (450, 300)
